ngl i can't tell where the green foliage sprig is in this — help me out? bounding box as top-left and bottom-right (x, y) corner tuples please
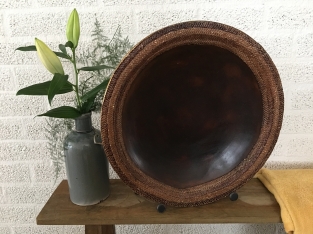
(16, 9), (115, 119)
(77, 19), (133, 111)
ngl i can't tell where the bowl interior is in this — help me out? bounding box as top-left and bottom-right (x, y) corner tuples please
(122, 44), (263, 189)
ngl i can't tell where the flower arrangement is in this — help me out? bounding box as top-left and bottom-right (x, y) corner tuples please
(45, 17), (132, 180)
(16, 9), (114, 119)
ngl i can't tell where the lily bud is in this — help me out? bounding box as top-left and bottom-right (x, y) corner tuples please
(66, 9), (80, 48)
(35, 38), (64, 75)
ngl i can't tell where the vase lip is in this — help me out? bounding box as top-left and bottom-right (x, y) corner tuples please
(76, 112), (92, 120)
(74, 112), (93, 132)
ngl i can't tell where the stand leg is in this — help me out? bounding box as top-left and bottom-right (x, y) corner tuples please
(157, 204), (166, 213)
(85, 225), (116, 234)
(229, 192), (238, 201)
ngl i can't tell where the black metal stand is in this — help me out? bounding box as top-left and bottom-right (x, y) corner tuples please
(153, 192), (238, 213)
(157, 204), (166, 213)
(229, 192), (238, 201)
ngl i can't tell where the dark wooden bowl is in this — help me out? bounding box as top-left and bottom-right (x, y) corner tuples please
(101, 21), (284, 207)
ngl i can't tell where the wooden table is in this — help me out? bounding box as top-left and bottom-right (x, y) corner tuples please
(36, 179), (282, 234)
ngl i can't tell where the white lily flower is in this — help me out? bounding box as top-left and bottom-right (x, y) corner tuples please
(35, 38), (64, 75)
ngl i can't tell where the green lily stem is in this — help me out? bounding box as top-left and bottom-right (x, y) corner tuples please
(71, 48), (82, 110)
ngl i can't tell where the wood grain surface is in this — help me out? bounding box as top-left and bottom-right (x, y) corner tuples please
(85, 225), (115, 234)
(37, 179), (282, 226)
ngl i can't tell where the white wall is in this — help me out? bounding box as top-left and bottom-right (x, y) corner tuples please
(0, 0), (312, 233)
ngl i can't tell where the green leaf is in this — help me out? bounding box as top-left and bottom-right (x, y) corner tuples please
(81, 79), (109, 102)
(16, 45), (36, 51)
(16, 80), (73, 96)
(48, 74), (69, 105)
(37, 106), (81, 119)
(58, 44), (68, 55)
(80, 93), (97, 113)
(78, 64), (114, 71)
(65, 41), (74, 48)
(54, 51), (71, 60)
(15, 45), (70, 60)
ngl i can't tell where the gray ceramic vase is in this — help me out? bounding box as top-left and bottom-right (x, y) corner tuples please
(64, 112), (110, 206)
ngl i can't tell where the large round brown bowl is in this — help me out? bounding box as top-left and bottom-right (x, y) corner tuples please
(101, 21), (284, 207)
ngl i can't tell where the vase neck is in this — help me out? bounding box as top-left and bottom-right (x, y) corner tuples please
(74, 113), (93, 132)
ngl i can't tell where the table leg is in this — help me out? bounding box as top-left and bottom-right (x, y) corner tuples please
(85, 225), (116, 234)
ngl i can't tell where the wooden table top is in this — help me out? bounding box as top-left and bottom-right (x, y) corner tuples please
(36, 179), (282, 225)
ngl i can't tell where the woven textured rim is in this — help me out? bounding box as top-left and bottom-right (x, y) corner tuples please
(101, 21), (284, 207)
